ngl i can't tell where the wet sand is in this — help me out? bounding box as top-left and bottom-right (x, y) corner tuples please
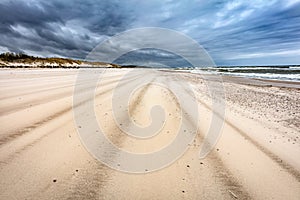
(0, 68), (299, 199)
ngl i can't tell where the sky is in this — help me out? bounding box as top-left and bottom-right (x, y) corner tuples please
(0, 0), (300, 66)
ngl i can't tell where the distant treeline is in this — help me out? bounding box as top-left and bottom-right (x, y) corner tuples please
(0, 52), (124, 68)
(0, 52), (82, 64)
(0, 52), (36, 61)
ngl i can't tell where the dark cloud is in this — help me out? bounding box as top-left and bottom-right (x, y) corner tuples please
(0, 0), (134, 59)
(0, 0), (299, 65)
(0, 1), (62, 26)
(114, 48), (192, 67)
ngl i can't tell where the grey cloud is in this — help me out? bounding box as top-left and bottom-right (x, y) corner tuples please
(0, 0), (134, 59)
(0, 0), (299, 65)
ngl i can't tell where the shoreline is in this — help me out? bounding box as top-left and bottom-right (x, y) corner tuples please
(222, 75), (300, 89)
(161, 68), (300, 89)
(1, 66), (299, 87)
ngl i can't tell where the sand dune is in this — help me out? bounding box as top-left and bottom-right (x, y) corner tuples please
(0, 68), (299, 199)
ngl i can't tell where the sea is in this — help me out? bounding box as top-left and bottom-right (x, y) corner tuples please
(186, 65), (300, 82)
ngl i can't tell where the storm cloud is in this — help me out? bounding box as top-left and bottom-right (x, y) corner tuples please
(0, 0), (299, 66)
(0, 0), (134, 58)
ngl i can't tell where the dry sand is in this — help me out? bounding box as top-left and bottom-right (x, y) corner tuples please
(0, 68), (299, 199)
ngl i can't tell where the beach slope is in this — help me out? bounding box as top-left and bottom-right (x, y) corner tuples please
(0, 69), (299, 199)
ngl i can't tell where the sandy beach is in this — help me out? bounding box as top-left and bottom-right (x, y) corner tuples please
(0, 68), (299, 199)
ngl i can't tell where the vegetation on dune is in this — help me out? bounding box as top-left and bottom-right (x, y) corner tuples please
(0, 52), (121, 68)
(0, 52), (34, 61)
(0, 52), (81, 65)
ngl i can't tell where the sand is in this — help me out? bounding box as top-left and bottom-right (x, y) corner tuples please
(0, 68), (299, 199)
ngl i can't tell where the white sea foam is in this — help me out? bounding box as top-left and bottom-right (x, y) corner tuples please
(191, 67), (300, 82)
